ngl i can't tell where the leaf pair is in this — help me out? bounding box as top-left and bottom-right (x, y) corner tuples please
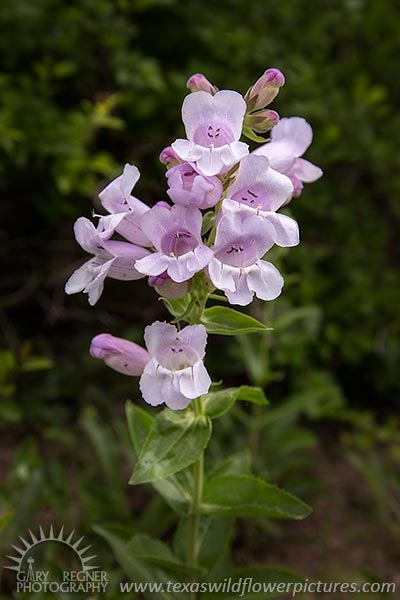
(126, 402), (311, 521)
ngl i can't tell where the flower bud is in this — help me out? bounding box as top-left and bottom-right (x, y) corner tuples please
(244, 109), (280, 134)
(159, 146), (182, 168)
(90, 333), (150, 376)
(245, 68), (285, 112)
(148, 271), (189, 299)
(186, 73), (218, 95)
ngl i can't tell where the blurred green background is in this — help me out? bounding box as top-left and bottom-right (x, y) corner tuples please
(1, 0), (400, 596)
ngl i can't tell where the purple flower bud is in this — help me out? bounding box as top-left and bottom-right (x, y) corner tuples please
(261, 68), (285, 87)
(186, 73), (218, 95)
(159, 146), (182, 168)
(90, 333), (150, 376)
(148, 271), (188, 299)
(245, 68), (285, 112)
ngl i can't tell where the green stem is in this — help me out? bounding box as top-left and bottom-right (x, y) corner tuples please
(187, 397), (204, 591)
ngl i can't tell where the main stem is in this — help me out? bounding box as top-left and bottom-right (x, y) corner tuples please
(187, 396), (204, 581)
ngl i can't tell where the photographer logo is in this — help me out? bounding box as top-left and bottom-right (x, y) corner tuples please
(5, 525), (108, 594)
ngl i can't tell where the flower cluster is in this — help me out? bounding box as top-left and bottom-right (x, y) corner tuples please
(65, 69), (322, 409)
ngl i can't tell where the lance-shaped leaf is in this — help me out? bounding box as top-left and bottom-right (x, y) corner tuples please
(126, 402), (192, 513)
(201, 306), (270, 335)
(130, 409), (212, 485)
(126, 401), (154, 456)
(94, 525), (188, 596)
(201, 475), (312, 519)
(203, 386), (268, 419)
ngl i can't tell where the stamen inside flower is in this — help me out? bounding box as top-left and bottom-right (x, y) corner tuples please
(215, 235), (265, 268)
(161, 229), (198, 257)
(231, 184), (271, 210)
(157, 341), (198, 370)
(193, 122), (235, 148)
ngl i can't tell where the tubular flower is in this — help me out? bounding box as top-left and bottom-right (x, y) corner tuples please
(223, 154), (299, 247)
(171, 90), (249, 176)
(140, 321), (211, 410)
(253, 117), (323, 198)
(166, 163), (223, 209)
(208, 210), (284, 306)
(98, 163), (151, 246)
(135, 204), (213, 283)
(90, 334), (150, 376)
(65, 217), (150, 305)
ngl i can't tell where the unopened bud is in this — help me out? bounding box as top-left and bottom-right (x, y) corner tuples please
(245, 68), (285, 112)
(186, 73), (218, 95)
(90, 333), (150, 376)
(159, 146), (182, 168)
(148, 271), (188, 299)
(244, 109), (280, 134)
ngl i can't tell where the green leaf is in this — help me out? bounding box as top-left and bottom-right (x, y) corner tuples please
(152, 470), (193, 515)
(125, 403), (191, 513)
(127, 533), (199, 575)
(200, 565), (305, 599)
(81, 410), (129, 516)
(201, 307), (270, 335)
(207, 450), (252, 479)
(126, 401), (154, 456)
(202, 388), (239, 418)
(174, 515), (233, 572)
(201, 475), (312, 519)
(94, 525), (180, 597)
(162, 294), (194, 320)
(236, 385), (268, 405)
(130, 409), (212, 485)
(203, 386), (268, 418)
(201, 211), (216, 236)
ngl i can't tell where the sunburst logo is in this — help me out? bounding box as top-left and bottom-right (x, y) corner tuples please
(4, 525), (107, 594)
(5, 525), (98, 574)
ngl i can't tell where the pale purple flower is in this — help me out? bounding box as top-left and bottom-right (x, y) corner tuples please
(135, 204), (213, 283)
(208, 210), (284, 306)
(140, 322), (211, 410)
(98, 163), (151, 246)
(166, 163), (223, 209)
(253, 117), (323, 197)
(148, 271), (189, 299)
(224, 154), (299, 247)
(186, 73), (218, 95)
(90, 333), (150, 376)
(171, 91), (249, 176)
(65, 217), (150, 305)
